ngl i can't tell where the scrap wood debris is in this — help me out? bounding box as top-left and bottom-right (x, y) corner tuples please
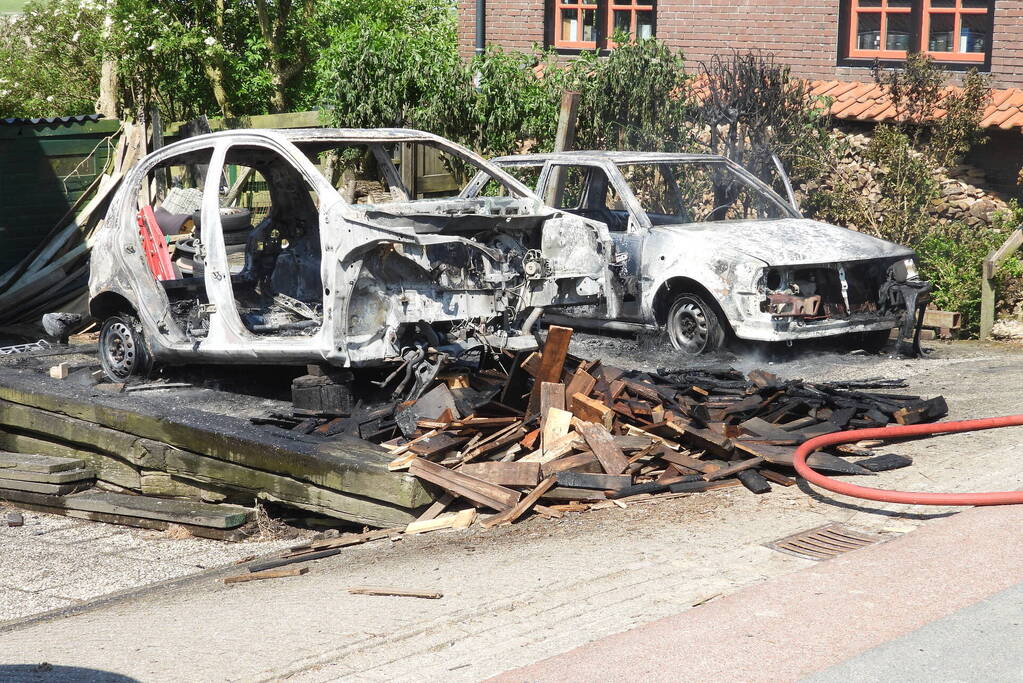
(250, 326), (949, 550)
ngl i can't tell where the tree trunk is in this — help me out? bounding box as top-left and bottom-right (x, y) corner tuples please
(95, 3), (118, 118)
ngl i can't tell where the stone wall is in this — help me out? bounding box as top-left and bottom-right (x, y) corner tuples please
(799, 131), (1010, 233)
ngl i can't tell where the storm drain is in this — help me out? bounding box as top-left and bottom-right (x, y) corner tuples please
(767, 523), (883, 561)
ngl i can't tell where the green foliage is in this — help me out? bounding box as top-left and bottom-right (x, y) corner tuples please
(916, 217), (1021, 336)
(573, 36), (693, 153)
(872, 52), (991, 168)
(315, 4), (461, 130)
(862, 125), (939, 245)
(0, 0), (106, 118)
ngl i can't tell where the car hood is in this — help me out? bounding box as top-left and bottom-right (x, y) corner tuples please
(652, 218), (913, 267)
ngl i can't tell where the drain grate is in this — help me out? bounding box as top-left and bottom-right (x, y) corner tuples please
(767, 523), (883, 561)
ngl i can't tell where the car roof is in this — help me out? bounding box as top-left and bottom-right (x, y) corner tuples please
(490, 151), (728, 165)
(163, 127), (452, 146)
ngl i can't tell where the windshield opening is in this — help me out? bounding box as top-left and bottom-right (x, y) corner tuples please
(296, 140), (529, 204)
(617, 162), (791, 225)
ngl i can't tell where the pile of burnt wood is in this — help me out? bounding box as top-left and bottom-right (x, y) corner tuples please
(258, 326), (948, 528)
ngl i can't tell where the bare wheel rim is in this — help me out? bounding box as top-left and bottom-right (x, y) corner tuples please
(103, 320), (137, 379)
(668, 298), (710, 354)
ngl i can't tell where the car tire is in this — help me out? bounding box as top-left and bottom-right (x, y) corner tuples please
(857, 329), (892, 354)
(665, 293), (726, 355)
(99, 314), (153, 382)
(191, 207), (252, 234)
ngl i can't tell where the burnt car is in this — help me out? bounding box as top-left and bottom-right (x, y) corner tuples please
(89, 129), (617, 384)
(463, 151), (929, 354)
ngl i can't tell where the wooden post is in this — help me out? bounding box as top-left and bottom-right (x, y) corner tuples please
(546, 91), (581, 207)
(149, 106), (169, 200)
(400, 143), (417, 200)
(979, 228), (1023, 340)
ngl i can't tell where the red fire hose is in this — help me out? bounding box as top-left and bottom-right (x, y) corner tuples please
(794, 414), (1023, 506)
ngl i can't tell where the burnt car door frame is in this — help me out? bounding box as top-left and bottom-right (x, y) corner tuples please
(190, 134), (339, 362)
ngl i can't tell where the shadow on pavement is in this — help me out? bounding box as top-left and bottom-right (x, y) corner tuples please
(0, 665), (140, 682)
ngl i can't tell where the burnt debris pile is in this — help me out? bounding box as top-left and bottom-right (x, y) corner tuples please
(257, 326), (948, 528)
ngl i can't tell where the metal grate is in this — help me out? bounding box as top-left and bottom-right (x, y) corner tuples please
(767, 523), (883, 561)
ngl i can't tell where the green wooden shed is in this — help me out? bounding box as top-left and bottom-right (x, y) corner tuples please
(0, 115), (120, 273)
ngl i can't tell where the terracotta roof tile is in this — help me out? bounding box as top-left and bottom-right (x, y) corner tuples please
(701, 76), (1022, 130)
(989, 89), (1015, 108)
(998, 111), (1023, 130)
(809, 80), (1023, 131)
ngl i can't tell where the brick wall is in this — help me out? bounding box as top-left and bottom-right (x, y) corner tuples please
(457, 0), (546, 58)
(456, 1), (1023, 89)
(990, 1), (1023, 87)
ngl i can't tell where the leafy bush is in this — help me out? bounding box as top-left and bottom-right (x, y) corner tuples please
(916, 212), (1023, 336)
(0, 0), (106, 118)
(573, 37), (694, 153)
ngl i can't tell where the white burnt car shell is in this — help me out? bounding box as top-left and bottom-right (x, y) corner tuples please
(464, 151), (927, 354)
(89, 129), (618, 381)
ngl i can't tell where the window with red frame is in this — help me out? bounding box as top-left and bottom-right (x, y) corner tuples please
(846, 0), (992, 63)
(552, 0), (655, 50)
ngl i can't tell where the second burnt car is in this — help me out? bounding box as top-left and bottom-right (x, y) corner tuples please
(88, 129), (618, 388)
(463, 151), (930, 355)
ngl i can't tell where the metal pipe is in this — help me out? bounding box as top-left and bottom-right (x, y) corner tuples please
(475, 0), (486, 56)
(520, 307), (543, 335)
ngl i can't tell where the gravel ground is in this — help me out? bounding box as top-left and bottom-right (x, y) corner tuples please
(2, 334), (1022, 670)
(0, 508), (296, 623)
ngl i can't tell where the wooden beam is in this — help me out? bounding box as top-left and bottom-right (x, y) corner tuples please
(408, 458), (520, 511)
(526, 326), (573, 417)
(576, 421), (629, 475)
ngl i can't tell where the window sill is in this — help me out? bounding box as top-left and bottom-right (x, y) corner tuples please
(837, 56), (991, 72)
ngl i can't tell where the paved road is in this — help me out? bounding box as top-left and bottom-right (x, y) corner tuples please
(805, 582), (1023, 683)
(497, 504), (1023, 682)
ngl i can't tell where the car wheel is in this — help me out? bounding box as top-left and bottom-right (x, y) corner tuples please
(99, 314), (153, 382)
(665, 293), (725, 355)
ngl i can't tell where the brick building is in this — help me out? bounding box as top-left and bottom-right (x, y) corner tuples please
(458, 0), (1023, 194)
(458, 1), (1019, 85)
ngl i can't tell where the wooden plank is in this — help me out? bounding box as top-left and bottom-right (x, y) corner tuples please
(565, 370), (596, 399)
(704, 457), (764, 482)
(408, 458), (519, 511)
(571, 393), (614, 430)
(0, 490), (250, 541)
(412, 492), (454, 523)
(658, 449), (717, 474)
(542, 407), (573, 454)
(0, 450), (84, 473)
(0, 369), (433, 511)
(482, 475), (557, 528)
(165, 448), (417, 528)
(520, 352), (542, 377)
(576, 421), (629, 475)
(539, 382), (566, 426)
(0, 478), (91, 496)
(682, 425), (733, 456)
(404, 507), (476, 535)
(348, 586), (443, 599)
(541, 451), (601, 477)
(458, 461), (541, 487)
(759, 469), (797, 487)
(51, 490), (251, 529)
(526, 326), (573, 417)
(922, 309), (961, 330)
(519, 431), (582, 463)
(0, 466), (94, 484)
(224, 568), (307, 584)
(554, 471), (632, 490)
